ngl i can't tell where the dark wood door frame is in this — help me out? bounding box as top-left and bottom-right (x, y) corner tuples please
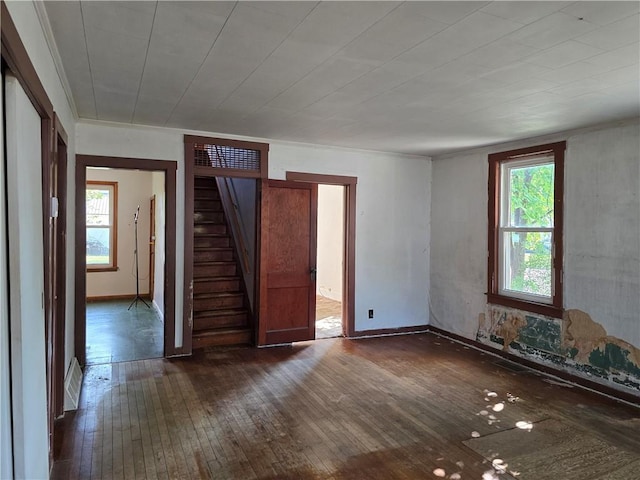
(285, 172), (357, 337)
(2, 2), (69, 466)
(75, 155), (178, 366)
(52, 116), (67, 421)
(149, 195), (156, 301)
(183, 135), (269, 354)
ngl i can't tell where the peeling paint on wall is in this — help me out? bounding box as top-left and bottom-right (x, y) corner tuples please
(477, 305), (640, 394)
(564, 309), (640, 372)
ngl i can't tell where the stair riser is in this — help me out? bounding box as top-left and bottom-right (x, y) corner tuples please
(194, 264), (237, 277)
(194, 279), (240, 294)
(194, 211), (224, 223)
(194, 313), (248, 331)
(194, 200), (223, 211)
(194, 296), (244, 310)
(192, 330), (252, 349)
(194, 224), (227, 235)
(194, 236), (230, 248)
(194, 249), (233, 262)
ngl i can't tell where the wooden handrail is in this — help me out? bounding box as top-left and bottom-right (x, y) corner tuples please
(214, 146), (252, 275)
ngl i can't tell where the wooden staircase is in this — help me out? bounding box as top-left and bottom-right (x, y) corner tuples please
(192, 177), (252, 348)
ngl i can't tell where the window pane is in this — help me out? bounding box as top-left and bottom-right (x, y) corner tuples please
(87, 227), (111, 265)
(503, 231), (552, 297)
(508, 162), (554, 227)
(86, 188), (111, 226)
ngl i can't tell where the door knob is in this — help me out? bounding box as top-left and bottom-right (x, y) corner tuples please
(310, 267), (317, 281)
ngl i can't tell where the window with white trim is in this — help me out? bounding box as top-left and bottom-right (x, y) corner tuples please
(488, 142), (565, 318)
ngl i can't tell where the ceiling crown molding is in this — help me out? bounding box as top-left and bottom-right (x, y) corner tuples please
(33, 0), (78, 120)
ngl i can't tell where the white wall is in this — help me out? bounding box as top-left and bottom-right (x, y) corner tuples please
(76, 121), (432, 337)
(86, 168), (153, 298)
(317, 184), (344, 302)
(0, 70), (14, 480)
(564, 123), (640, 346)
(5, 0), (78, 375)
(430, 120), (640, 348)
(5, 74), (50, 480)
(152, 172), (166, 319)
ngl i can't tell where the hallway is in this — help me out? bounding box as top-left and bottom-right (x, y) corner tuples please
(86, 299), (164, 365)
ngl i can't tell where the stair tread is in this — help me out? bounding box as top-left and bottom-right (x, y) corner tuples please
(194, 261), (236, 266)
(193, 327), (251, 338)
(194, 291), (243, 298)
(194, 308), (247, 317)
(193, 276), (240, 282)
(193, 327), (251, 337)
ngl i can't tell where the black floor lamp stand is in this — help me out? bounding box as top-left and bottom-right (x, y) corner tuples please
(129, 205), (150, 310)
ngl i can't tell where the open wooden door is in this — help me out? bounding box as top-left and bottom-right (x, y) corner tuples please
(258, 180), (317, 345)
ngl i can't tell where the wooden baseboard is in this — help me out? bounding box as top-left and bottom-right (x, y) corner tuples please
(426, 325), (640, 407)
(86, 294), (151, 302)
(350, 325), (429, 338)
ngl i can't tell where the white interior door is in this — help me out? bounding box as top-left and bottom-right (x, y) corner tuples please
(0, 68), (14, 480)
(4, 73), (49, 479)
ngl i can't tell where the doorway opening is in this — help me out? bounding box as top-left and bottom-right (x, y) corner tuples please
(84, 167), (166, 365)
(75, 155), (178, 367)
(315, 184), (345, 339)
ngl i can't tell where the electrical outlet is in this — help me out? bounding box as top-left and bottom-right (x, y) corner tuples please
(368, 309), (374, 319)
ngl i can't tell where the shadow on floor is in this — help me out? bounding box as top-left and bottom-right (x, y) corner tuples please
(86, 299), (164, 365)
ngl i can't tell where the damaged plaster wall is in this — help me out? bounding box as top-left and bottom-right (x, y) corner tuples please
(564, 123), (640, 349)
(430, 120), (640, 393)
(478, 306), (640, 389)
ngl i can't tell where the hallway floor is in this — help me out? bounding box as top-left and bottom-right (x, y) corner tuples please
(86, 299), (164, 365)
(316, 295), (343, 339)
(52, 333), (640, 480)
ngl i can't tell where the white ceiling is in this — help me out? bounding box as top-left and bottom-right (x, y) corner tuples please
(44, 1), (640, 156)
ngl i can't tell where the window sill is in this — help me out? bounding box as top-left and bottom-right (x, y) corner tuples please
(487, 293), (563, 319)
(87, 266), (118, 273)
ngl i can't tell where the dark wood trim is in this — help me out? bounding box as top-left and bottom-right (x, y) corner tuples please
(253, 180), (262, 345)
(181, 142), (195, 355)
(86, 267), (118, 273)
(0, 1), (54, 119)
(286, 172), (357, 186)
(75, 156), (178, 365)
(53, 127), (67, 420)
(487, 141), (566, 319)
(487, 295), (564, 319)
(185, 134), (270, 179)
(183, 135), (269, 352)
(285, 171), (357, 338)
(86, 180), (118, 271)
(426, 326), (640, 406)
(352, 325), (429, 338)
(2, 6), (72, 461)
(553, 143), (565, 313)
(258, 179), (269, 346)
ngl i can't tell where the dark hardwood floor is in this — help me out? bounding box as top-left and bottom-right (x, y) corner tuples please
(52, 333), (640, 480)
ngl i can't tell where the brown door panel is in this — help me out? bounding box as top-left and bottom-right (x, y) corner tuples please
(258, 180), (317, 345)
